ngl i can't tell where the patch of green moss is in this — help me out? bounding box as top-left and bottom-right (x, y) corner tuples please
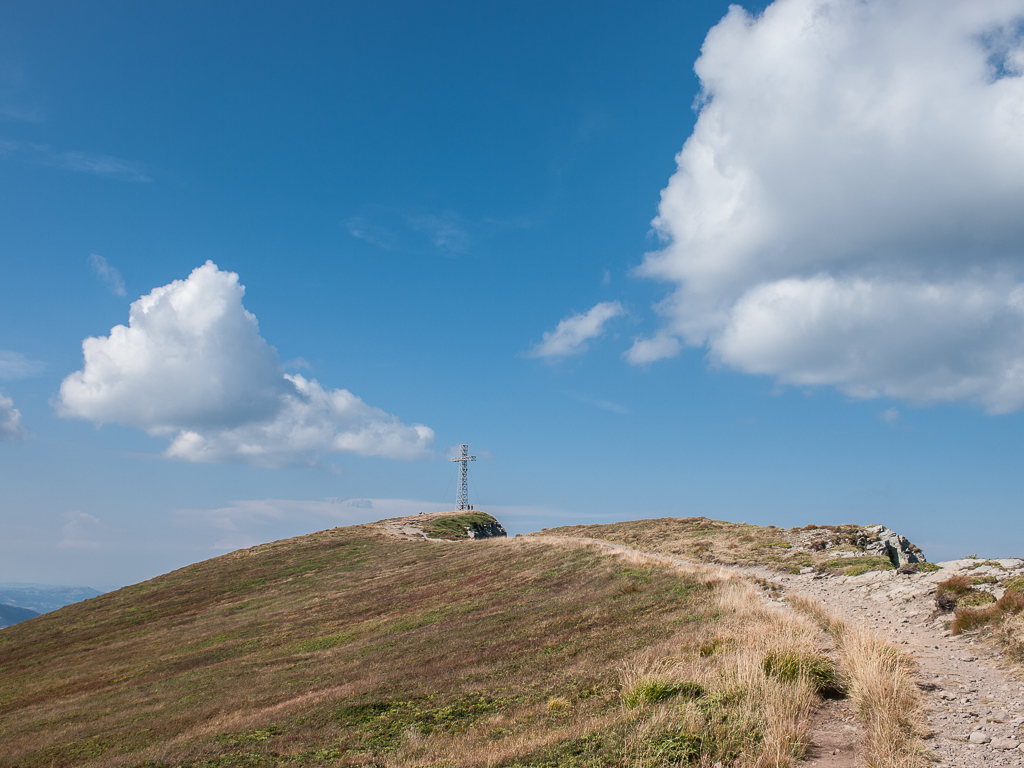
(1003, 575), (1024, 593)
(958, 591), (997, 607)
(424, 513), (498, 540)
(821, 556), (894, 576)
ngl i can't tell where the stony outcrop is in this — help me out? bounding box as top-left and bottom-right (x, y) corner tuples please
(862, 524), (926, 568)
(465, 519), (507, 539)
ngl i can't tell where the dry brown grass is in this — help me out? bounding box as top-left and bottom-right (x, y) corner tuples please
(2, 520), (863, 768)
(951, 588), (1024, 635)
(1, 526), (715, 767)
(539, 517), (895, 575)
(791, 597), (929, 768)
(0, 517), (918, 767)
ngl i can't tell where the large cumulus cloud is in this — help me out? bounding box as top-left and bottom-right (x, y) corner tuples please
(58, 261), (433, 465)
(631, 0), (1024, 412)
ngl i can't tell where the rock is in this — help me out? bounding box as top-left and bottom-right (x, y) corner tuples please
(877, 528), (925, 567)
(969, 731), (992, 744)
(992, 738), (1020, 750)
(466, 520), (508, 539)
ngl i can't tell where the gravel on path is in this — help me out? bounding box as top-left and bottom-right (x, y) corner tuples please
(762, 565), (1024, 768)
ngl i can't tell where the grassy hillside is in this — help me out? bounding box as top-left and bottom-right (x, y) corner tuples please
(541, 517), (902, 574)
(0, 518), (926, 768)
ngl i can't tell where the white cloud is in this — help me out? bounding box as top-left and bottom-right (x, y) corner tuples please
(0, 393), (27, 442)
(88, 253), (127, 296)
(57, 261), (434, 465)
(882, 408), (900, 425)
(624, 332), (682, 366)
(635, 0), (1024, 412)
(178, 497), (563, 552)
(406, 212), (471, 254)
(0, 350), (44, 379)
(528, 301), (624, 359)
(57, 512), (104, 550)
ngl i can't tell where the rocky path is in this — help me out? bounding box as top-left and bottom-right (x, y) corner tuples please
(542, 534), (1024, 766)
(768, 563), (1024, 767)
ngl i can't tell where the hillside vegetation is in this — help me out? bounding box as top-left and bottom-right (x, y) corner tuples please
(0, 517), (927, 768)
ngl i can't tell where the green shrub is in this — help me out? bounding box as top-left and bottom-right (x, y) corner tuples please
(623, 679), (705, 707)
(762, 651), (842, 696)
(821, 556), (893, 576)
(1003, 575), (1024, 593)
(959, 591), (996, 607)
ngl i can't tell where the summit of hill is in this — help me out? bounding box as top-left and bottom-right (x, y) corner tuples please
(1, 513), (1021, 768)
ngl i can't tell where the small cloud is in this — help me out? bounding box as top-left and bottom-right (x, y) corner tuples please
(602, 269), (611, 285)
(624, 332), (681, 366)
(406, 213), (470, 255)
(57, 512), (104, 549)
(0, 350), (44, 379)
(88, 253), (127, 296)
(527, 301), (625, 359)
(0, 392), (27, 441)
(345, 498), (374, 509)
(345, 215), (398, 250)
(285, 357), (311, 370)
(882, 408), (900, 425)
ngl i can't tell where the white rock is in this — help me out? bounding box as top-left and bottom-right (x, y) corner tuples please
(969, 731), (992, 744)
(992, 738), (1020, 750)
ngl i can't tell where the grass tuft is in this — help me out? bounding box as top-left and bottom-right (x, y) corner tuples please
(951, 589), (1024, 635)
(935, 574), (995, 612)
(622, 679), (705, 707)
(762, 650), (843, 696)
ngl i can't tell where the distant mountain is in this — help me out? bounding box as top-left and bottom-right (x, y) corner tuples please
(0, 583), (106, 615)
(0, 603), (39, 628)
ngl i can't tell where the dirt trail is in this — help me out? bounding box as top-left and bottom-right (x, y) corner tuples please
(534, 534), (1024, 767)
(766, 565), (1024, 767)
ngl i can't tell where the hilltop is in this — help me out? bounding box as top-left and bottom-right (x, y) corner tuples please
(0, 603), (38, 628)
(0, 513), (1020, 767)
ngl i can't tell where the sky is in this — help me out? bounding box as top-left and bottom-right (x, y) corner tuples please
(4, 0), (1024, 589)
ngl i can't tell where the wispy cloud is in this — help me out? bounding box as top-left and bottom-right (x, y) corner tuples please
(565, 391), (627, 414)
(0, 139), (151, 182)
(345, 215), (398, 250)
(527, 301), (624, 359)
(177, 496), (563, 551)
(88, 253), (127, 296)
(406, 213), (471, 254)
(0, 105), (41, 122)
(57, 512), (112, 550)
(0, 350), (44, 379)
(49, 151), (150, 182)
(346, 207), (530, 257)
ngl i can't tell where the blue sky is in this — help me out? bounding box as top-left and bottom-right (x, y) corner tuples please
(4, 0), (1024, 588)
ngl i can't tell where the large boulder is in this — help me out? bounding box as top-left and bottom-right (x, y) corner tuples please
(864, 526), (925, 568)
